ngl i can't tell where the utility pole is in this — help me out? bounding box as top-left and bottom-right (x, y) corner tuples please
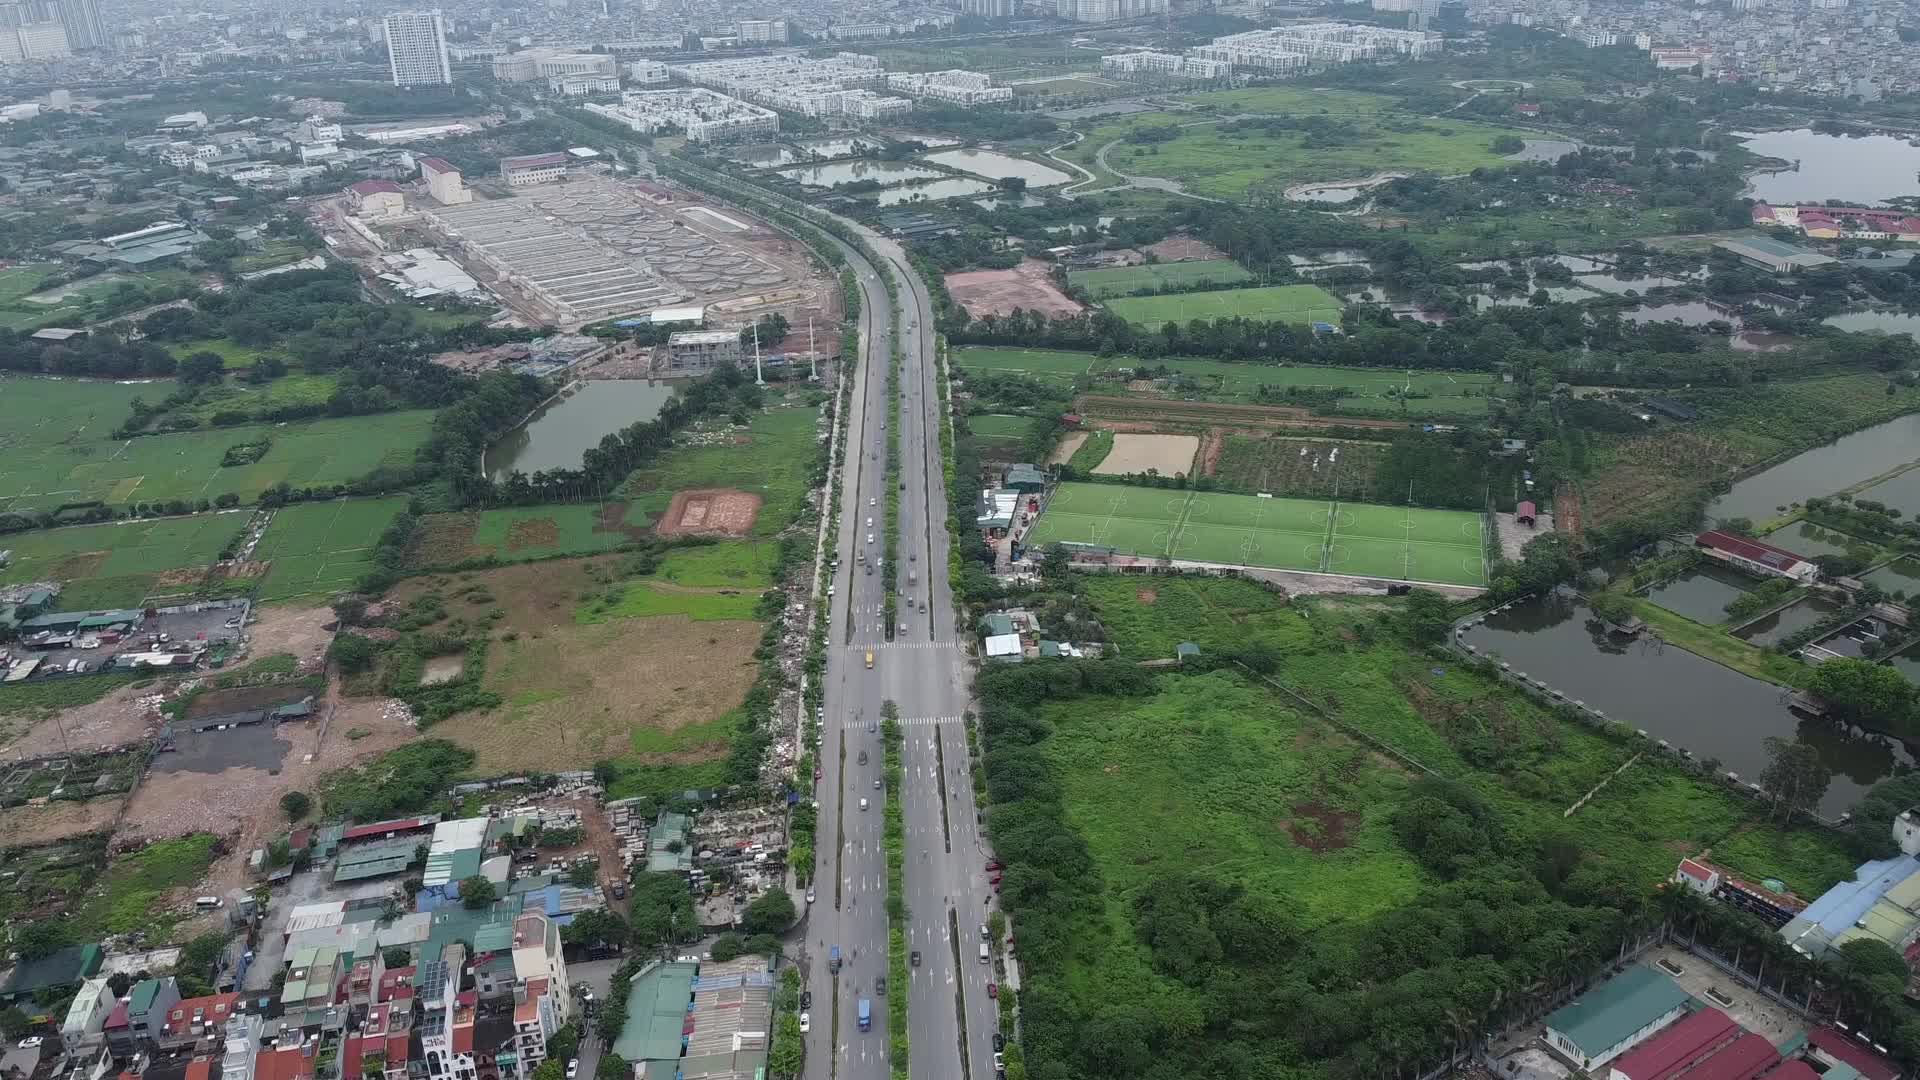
(808, 316), (818, 381)
(753, 322), (765, 387)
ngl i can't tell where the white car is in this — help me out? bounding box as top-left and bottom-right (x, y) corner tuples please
(869, 497), (876, 506)
(799, 1012), (812, 1034)
(806, 887), (815, 904)
(866, 534), (874, 544)
(565, 1061), (578, 1080)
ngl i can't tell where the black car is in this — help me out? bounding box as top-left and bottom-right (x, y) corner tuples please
(801, 992), (812, 1010)
(910, 951), (920, 967)
(875, 976), (887, 996)
(993, 1034), (1004, 1052)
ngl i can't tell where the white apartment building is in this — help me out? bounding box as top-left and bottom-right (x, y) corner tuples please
(0, 20), (69, 60)
(1056, 0), (1166, 23)
(962, 0), (1014, 17)
(666, 54), (914, 120)
(1581, 28), (1620, 45)
(884, 70), (1013, 105)
(385, 11), (451, 87)
(583, 88), (780, 143)
(160, 142), (220, 168)
(626, 59), (669, 84)
(510, 913), (570, 1021)
(1100, 51), (1231, 80)
(549, 73), (620, 95)
(419, 155), (470, 204)
(510, 979), (563, 1078)
(1190, 23), (1439, 73)
(845, 91), (914, 120)
(297, 115), (342, 143)
(829, 22), (891, 39)
(219, 1013), (263, 1080)
(736, 18), (788, 43)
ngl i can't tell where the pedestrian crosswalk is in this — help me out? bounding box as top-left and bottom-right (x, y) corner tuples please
(846, 641), (962, 650)
(895, 715), (963, 727)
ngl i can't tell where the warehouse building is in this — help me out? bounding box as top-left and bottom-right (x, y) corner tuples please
(1714, 237), (1838, 274)
(1694, 530), (1817, 584)
(665, 329), (742, 372)
(419, 156), (470, 205)
(499, 153), (570, 187)
(1543, 965), (1693, 1071)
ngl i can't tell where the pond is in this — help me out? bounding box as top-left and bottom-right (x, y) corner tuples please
(973, 195), (1047, 210)
(924, 148), (1072, 187)
(875, 178), (996, 206)
(725, 143), (799, 167)
(1574, 273), (1687, 295)
(779, 161), (943, 187)
(1866, 557), (1920, 593)
(1622, 301), (1735, 327)
(1504, 138), (1582, 162)
(1733, 594), (1844, 647)
(484, 380), (675, 480)
(1290, 250), (1372, 267)
(1823, 310), (1920, 337)
(1707, 413), (1920, 524)
(1461, 592), (1901, 815)
(1737, 128), (1920, 205)
(1289, 183), (1368, 204)
(1854, 466), (1920, 516)
(1764, 521), (1876, 562)
(1643, 565), (1753, 623)
(793, 137), (882, 159)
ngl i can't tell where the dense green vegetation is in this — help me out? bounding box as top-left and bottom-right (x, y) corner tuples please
(984, 575), (1864, 1079)
(319, 740), (477, 822)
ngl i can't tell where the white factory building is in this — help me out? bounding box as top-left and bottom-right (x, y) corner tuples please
(418, 155), (471, 205)
(664, 53), (921, 118)
(1189, 23), (1440, 73)
(626, 59), (670, 85)
(549, 73), (621, 96)
(1100, 51), (1231, 81)
(884, 70), (1012, 105)
(499, 152), (571, 186)
(493, 47), (617, 83)
(583, 88), (781, 144)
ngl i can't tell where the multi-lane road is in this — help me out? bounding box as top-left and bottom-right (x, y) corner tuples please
(802, 229), (1001, 1080)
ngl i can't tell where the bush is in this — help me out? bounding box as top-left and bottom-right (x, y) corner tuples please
(280, 791), (311, 821)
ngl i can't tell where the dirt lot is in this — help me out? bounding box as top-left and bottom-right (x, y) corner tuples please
(656, 488), (763, 537)
(1144, 233), (1228, 262)
(1048, 431), (1089, 465)
(390, 559), (761, 775)
(0, 796), (125, 847)
(944, 259), (1084, 319)
(244, 605), (336, 671)
(0, 682), (164, 758)
(1092, 433), (1199, 476)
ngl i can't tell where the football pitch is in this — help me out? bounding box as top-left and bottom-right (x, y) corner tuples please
(1025, 481), (1487, 586)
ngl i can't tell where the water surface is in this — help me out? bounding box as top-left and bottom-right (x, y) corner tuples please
(779, 161), (943, 187)
(925, 148), (1071, 187)
(1707, 414), (1920, 523)
(1737, 129), (1920, 205)
(1643, 566), (1752, 623)
(1733, 594), (1843, 647)
(485, 380), (674, 480)
(1824, 310), (1920, 337)
(876, 178), (996, 206)
(1462, 592), (1900, 814)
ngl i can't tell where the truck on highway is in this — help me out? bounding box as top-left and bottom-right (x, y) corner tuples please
(830, 946), (841, 972)
(857, 999), (871, 1032)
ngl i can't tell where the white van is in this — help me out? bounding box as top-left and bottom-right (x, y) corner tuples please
(195, 896), (223, 910)
(859, 798), (869, 811)
(978, 943), (989, 964)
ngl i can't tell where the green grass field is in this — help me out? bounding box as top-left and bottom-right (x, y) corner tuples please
(1067, 260), (1253, 298)
(1062, 87), (1544, 202)
(950, 347), (1099, 384)
(1026, 480), (1486, 586)
(166, 338), (280, 370)
(1103, 284), (1343, 328)
(966, 414), (1033, 439)
(0, 513), (242, 608)
(576, 581), (763, 623)
(0, 378), (433, 512)
(253, 497), (408, 602)
(622, 402), (822, 538)
(656, 542), (776, 589)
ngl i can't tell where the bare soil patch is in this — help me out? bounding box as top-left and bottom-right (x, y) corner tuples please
(655, 488), (762, 538)
(408, 515), (490, 566)
(1047, 430), (1089, 466)
(243, 605), (336, 671)
(1136, 588), (1157, 605)
(1144, 233), (1227, 262)
(1199, 429), (1225, 476)
(0, 682), (162, 758)
(1076, 395), (1410, 432)
(592, 501), (652, 542)
(0, 796), (125, 847)
(153, 567), (208, 589)
(944, 259), (1083, 320)
(419, 655), (465, 686)
(1093, 433), (1200, 477)
(389, 559), (760, 775)
(1284, 801), (1359, 852)
(506, 517), (561, 553)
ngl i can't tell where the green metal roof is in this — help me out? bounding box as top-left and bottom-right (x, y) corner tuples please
(1545, 966), (1692, 1057)
(128, 978), (162, 1013)
(610, 961), (695, 1064)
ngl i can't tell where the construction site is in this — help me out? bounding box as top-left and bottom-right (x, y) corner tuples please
(332, 175), (836, 332)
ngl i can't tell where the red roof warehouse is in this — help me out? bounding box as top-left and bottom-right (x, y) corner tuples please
(1695, 530), (1817, 583)
(1609, 1008), (1737, 1079)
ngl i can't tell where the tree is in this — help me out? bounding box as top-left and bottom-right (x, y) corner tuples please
(281, 791), (312, 821)
(568, 861), (598, 888)
(1759, 736), (1832, 822)
(1808, 657), (1916, 730)
(709, 933), (745, 962)
(1838, 938), (1910, 982)
(531, 1061), (566, 1080)
(383, 948), (412, 969)
(769, 1013), (804, 1078)
(178, 350), (226, 385)
(595, 1053), (628, 1080)
(546, 1023), (579, 1064)
(1586, 591), (1636, 627)
(562, 909), (629, 950)
(329, 633), (380, 673)
(1396, 589), (1456, 644)
(459, 875), (497, 909)
(10, 918), (65, 961)
(739, 888), (796, 935)
(628, 873), (696, 948)
(0, 1007), (29, 1040)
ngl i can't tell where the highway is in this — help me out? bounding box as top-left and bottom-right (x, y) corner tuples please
(804, 228), (999, 1080)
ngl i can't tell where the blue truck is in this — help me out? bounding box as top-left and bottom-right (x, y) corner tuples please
(857, 999), (871, 1032)
(830, 946), (841, 973)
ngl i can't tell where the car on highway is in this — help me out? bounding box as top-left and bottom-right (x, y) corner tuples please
(859, 798), (869, 811)
(565, 1061), (578, 1080)
(866, 533), (874, 544)
(801, 991), (812, 1009)
(873, 778), (881, 789)
(985, 860), (1002, 871)
(865, 650), (874, 669)
(798, 1012), (811, 1034)
(994, 1052), (1004, 1071)
(17, 1039), (42, 1050)
(869, 497), (875, 506)
(875, 976), (886, 996)
(987, 982), (998, 999)
(806, 887), (815, 904)
(993, 1034), (1005, 1052)
(910, 951), (921, 967)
